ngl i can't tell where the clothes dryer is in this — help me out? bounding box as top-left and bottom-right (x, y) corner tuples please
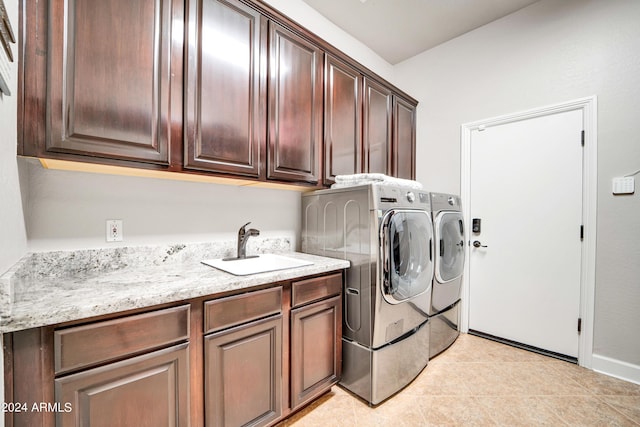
(429, 192), (466, 358)
(302, 184), (434, 405)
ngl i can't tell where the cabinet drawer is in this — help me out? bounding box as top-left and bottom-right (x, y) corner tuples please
(54, 305), (190, 375)
(204, 286), (282, 334)
(55, 343), (190, 427)
(292, 273), (342, 308)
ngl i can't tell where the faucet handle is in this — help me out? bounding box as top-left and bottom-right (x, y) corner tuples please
(239, 222), (251, 233)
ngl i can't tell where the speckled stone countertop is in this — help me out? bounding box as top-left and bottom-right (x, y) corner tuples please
(0, 239), (349, 333)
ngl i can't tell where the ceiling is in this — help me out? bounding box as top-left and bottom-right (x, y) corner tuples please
(300, 0), (541, 65)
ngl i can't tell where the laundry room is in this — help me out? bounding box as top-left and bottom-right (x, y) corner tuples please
(1, 0), (639, 425)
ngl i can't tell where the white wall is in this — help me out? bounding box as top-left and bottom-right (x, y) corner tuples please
(25, 162), (303, 251)
(395, 0), (640, 369)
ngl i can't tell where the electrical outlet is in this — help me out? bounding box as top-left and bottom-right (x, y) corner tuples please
(106, 220), (123, 242)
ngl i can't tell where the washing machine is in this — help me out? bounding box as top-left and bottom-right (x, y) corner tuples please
(429, 192), (466, 358)
(302, 183), (434, 405)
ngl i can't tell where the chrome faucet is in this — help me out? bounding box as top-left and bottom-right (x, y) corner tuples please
(236, 222), (260, 259)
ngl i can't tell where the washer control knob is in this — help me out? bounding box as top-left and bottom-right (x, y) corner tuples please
(406, 191), (415, 203)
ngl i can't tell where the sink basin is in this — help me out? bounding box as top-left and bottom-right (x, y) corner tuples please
(202, 254), (313, 276)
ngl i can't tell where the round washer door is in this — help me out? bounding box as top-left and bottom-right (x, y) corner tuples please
(435, 211), (465, 283)
(381, 209), (434, 304)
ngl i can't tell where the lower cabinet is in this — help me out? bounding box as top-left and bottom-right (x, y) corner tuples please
(201, 274), (343, 427)
(204, 316), (283, 427)
(290, 273), (343, 410)
(4, 272), (344, 427)
(52, 305), (191, 427)
(290, 296), (341, 409)
(203, 286), (283, 427)
(55, 343), (190, 427)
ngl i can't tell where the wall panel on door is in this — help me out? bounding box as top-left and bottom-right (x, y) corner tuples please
(47, 0), (175, 164)
(323, 55), (362, 185)
(185, 0), (266, 177)
(267, 22), (323, 184)
(363, 78), (393, 175)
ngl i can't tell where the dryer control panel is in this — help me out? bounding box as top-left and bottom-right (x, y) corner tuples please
(374, 185), (431, 211)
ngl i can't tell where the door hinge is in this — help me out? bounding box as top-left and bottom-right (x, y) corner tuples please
(581, 130), (585, 146)
(578, 318), (582, 334)
(580, 225), (584, 241)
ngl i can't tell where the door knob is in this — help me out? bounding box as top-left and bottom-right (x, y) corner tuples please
(472, 240), (487, 248)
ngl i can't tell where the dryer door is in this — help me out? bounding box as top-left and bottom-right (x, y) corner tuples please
(381, 210), (434, 304)
(435, 211), (465, 283)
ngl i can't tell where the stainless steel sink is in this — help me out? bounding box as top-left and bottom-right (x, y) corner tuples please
(202, 254), (313, 276)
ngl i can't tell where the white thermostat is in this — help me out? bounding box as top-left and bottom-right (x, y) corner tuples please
(612, 177), (635, 195)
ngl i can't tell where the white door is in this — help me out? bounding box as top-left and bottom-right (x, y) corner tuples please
(468, 109), (583, 358)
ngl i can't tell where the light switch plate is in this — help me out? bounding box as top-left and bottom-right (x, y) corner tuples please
(612, 177), (635, 195)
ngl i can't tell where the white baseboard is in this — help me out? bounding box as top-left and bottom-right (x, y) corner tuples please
(592, 353), (640, 385)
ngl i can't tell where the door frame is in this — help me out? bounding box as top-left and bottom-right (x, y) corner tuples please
(460, 96), (597, 368)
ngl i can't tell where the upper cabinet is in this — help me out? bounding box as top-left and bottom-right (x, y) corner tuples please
(19, 0), (416, 186)
(184, 0), (266, 178)
(38, 0), (181, 164)
(392, 96), (417, 180)
(323, 61), (416, 184)
(267, 22), (323, 184)
(323, 55), (362, 185)
(363, 77), (393, 176)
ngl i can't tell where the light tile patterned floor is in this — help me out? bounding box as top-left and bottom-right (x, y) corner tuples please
(279, 333), (640, 426)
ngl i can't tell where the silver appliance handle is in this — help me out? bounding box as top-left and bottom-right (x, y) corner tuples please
(382, 223), (390, 289)
(381, 215), (396, 297)
(430, 238), (433, 261)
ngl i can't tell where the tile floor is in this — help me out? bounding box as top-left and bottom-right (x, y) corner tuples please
(279, 333), (640, 426)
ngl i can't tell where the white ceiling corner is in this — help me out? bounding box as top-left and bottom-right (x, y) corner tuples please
(300, 0), (542, 64)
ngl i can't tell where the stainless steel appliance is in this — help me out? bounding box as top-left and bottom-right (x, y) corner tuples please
(429, 192), (466, 358)
(302, 184), (434, 405)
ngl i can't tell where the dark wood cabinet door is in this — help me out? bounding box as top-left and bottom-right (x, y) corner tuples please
(393, 96), (417, 180)
(205, 315), (283, 427)
(290, 295), (341, 409)
(185, 0), (266, 177)
(47, 0), (178, 164)
(323, 55), (362, 185)
(267, 22), (323, 184)
(363, 77), (393, 175)
(55, 343), (190, 427)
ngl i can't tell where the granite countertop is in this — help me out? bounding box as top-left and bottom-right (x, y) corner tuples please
(0, 239), (349, 333)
